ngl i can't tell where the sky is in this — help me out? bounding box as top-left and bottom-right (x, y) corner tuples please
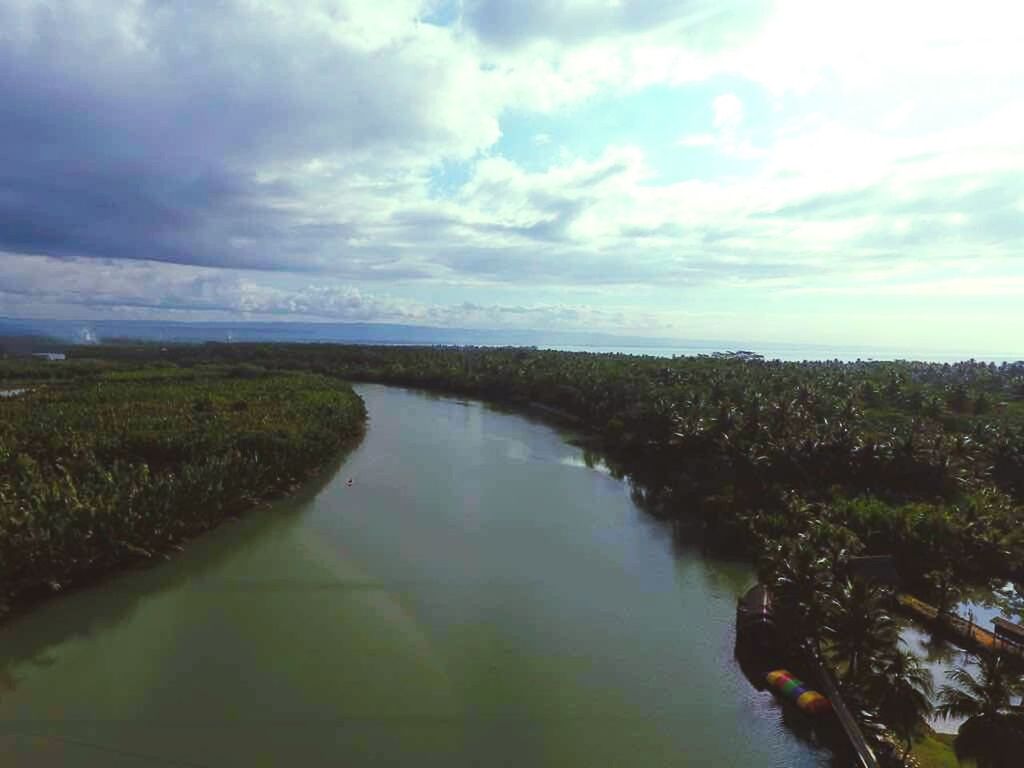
(1, 0), (1023, 352)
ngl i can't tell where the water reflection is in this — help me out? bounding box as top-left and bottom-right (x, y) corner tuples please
(955, 581), (1024, 627)
(898, 620), (979, 734)
(0, 451), (352, 695)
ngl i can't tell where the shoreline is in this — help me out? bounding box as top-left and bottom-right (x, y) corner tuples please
(0, 422), (366, 627)
(0, 371), (368, 626)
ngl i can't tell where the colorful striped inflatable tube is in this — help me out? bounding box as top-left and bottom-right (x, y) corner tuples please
(765, 670), (831, 715)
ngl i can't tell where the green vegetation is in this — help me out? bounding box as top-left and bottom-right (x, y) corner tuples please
(77, 343), (1024, 587)
(10, 342), (1024, 763)
(0, 362), (365, 616)
(827, 579), (899, 683)
(911, 731), (960, 768)
(936, 655), (1024, 767)
(874, 648), (935, 761)
(758, 526), (939, 765)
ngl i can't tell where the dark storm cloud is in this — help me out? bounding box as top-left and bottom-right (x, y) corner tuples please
(0, 161), (316, 270)
(0, 1), (488, 273)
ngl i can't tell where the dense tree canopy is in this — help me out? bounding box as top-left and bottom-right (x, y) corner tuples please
(68, 342), (1024, 590)
(6, 343), (1024, 763)
(0, 363), (365, 616)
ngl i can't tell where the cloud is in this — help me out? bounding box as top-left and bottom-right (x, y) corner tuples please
(0, 0), (1023, 348)
(712, 93), (743, 130)
(0, 251), (677, 334)
(0, 1), (501, 272)
(677, 134), (716, 147)
(2, 1), (762, 279)
(461, 0), (751, 50)
(678, 91), (762, 158)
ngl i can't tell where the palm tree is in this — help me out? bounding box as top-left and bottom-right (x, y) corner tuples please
(805, 517), (863, 583)
(871, 647), (934, 764)
(925, 566), (961, 619)
(763, 533), (833, 641)
(936, 654), (1024, 768)
(826, 579), (898, 683)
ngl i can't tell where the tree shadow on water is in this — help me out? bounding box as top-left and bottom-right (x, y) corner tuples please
(0, 449), (356, 697)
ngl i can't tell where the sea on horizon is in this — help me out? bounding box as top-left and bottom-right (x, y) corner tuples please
(548, 343), (1023, 365)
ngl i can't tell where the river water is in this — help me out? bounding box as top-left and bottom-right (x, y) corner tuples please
(0, 384), (832, 767)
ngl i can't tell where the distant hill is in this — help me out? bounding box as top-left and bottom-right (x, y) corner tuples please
(0, 317), (709, 351)
(1, 317), (1018, 363)
(0, 334), (67, 356)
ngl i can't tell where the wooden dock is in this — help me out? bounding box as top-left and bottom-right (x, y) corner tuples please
(896, 594), (1024, 658)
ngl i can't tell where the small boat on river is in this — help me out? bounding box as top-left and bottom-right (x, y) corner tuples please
(736, 583), (782, 654)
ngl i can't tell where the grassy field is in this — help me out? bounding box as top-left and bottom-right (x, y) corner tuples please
(913, 730), (963, 768)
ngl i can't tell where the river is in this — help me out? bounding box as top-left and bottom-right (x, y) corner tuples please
(0, 384), (833, 766)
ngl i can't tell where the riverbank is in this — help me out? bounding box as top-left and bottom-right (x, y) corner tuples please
(897, 593), (1024, 658)
(17, 344), (1024, 763)
(82, 343), (1024, 586)
(0, 364), (366, 620)
(0, 382), (834, 768)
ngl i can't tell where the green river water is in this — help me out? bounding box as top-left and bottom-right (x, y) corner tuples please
(0, 384), (833, 766)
